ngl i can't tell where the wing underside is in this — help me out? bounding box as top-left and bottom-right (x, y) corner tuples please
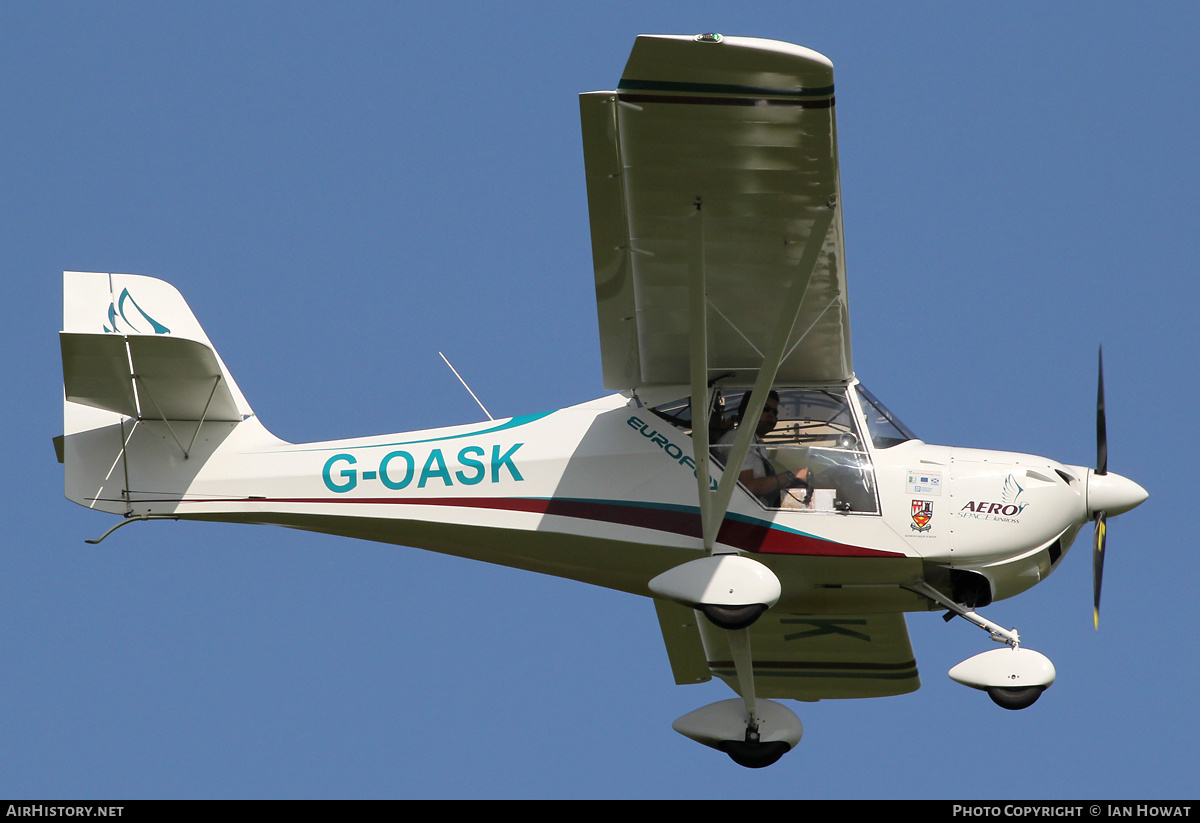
(581, 34), (852, 392)
(655, 600), (920, 700)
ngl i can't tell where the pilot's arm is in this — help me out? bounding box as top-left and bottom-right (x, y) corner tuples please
(739, 467), (809, 498)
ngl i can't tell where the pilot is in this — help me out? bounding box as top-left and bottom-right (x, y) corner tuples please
(716, 390), (810, 508)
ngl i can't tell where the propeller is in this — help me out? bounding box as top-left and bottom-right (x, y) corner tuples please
(1093, 510), (1106, 630)
(1096, 348), (1107, 476)
(1086, 347), (1147, 629)
(1093, 347), (1107, 630)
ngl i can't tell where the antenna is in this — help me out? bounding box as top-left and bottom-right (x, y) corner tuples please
(438, 352), (495, 421)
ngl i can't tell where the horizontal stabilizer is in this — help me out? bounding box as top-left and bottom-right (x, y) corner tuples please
(61, 332), (242, 422)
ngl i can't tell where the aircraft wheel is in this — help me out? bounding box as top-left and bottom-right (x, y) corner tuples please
(987, 686), (1044, 710)
(700, 603), (767, 631)
(716, 740), (791, 769)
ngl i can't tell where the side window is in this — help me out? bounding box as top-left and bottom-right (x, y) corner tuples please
(651, 389), (879, 513)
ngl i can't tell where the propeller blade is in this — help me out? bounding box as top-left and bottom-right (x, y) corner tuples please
(1096, 347), (1107, 476)
(1093, 510), (1107, 630)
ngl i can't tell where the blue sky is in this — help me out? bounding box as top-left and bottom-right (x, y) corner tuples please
(3, 1), (1197, 799)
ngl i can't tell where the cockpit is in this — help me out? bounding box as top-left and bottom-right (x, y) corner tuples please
(646, 383), (917, 514)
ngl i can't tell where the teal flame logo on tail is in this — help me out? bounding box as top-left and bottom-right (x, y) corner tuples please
(104, 288), (170, 334)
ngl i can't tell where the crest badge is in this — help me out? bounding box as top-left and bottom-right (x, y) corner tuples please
(910, 499), (933, 532)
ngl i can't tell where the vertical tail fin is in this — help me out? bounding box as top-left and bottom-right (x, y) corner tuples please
(60, 272), (260, 515)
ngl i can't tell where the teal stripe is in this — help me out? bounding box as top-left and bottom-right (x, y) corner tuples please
(536, 496), (831, 544)
(724, 510), (831, 542)
(553, 497), (699, 515)
(617, 78), (834, 98)
(284, 410), (555, 453)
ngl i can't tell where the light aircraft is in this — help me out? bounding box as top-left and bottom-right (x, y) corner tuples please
(57, 34), (1147, 768)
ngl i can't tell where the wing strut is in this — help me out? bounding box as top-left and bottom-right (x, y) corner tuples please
(688, 199), (718, 547)
(674, 196), (836, 754)
(689, 200), (838, 554)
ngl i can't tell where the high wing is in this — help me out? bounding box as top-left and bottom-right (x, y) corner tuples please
(655, 600), (920, 700)
(581, 34), (851, 392)
(585, 37), (918, 713)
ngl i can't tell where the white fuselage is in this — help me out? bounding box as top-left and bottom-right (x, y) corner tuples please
(82, 385), (1101, 615)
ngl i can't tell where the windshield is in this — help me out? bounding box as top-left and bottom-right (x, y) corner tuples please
(855, 384), (918, 449)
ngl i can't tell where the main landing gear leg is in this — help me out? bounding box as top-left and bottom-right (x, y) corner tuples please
(710, 628), (796, 772)
(651, 556), (802, 767)
(906, 579), (1057, 710)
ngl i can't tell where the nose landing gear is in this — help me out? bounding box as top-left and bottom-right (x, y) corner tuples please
(907, 580), (1057, 710)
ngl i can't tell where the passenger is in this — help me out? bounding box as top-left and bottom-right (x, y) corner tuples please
(716, 390), (810, 508)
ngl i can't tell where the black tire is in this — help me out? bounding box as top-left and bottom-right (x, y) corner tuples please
(700, 603), (767, 631)
(717, 740), (791, 769)
(987, 686), (1043, 710)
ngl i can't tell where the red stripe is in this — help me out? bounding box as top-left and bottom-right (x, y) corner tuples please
(117, 493), (904, 558)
